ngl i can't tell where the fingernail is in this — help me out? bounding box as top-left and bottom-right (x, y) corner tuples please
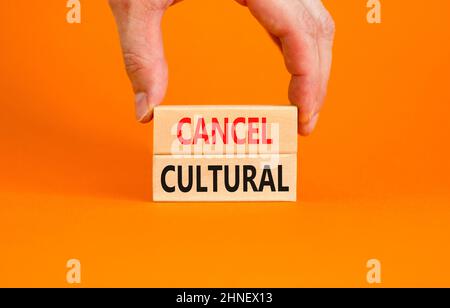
(299, 113), (320, 136)
(135, 92), (151, 122)
(299, 111), (316, 124)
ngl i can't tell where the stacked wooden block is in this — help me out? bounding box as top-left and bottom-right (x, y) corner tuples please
(153, 105), (298, 202)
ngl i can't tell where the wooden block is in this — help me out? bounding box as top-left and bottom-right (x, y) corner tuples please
(153, 105), (298, 155)
(153, 154), (297, 202)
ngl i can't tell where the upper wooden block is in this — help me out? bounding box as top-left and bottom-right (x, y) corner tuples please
(153, 105), (298, 155)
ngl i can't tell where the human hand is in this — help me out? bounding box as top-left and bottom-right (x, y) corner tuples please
(109, 0), (335, 135)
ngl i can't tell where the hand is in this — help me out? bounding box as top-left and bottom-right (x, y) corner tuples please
(109, 0), (335, 135)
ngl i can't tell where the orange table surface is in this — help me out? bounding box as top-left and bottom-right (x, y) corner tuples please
(1, 1), (449, 287)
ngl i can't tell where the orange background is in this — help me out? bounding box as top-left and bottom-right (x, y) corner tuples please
(1, 0), (450, 287)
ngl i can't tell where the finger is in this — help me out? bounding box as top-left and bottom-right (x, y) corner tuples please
(297, 0), (334, 123)
(109, 0), (174, 123)
(240, 0), (335, 135)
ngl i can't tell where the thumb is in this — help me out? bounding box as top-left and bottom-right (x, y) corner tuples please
(109, 0), (170, 123)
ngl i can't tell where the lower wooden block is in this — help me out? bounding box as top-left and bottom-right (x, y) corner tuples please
(153, 154), (297, 202)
